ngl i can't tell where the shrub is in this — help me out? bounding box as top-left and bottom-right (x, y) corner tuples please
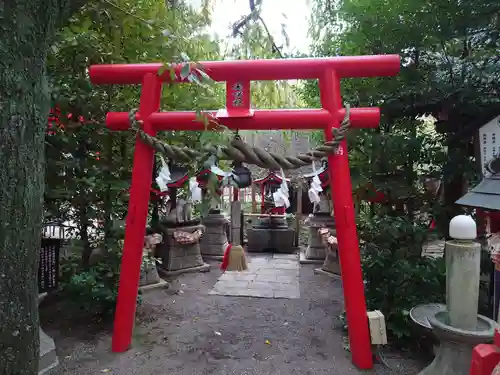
(359, 215), (446, 345)
(58, 243), (129, 318)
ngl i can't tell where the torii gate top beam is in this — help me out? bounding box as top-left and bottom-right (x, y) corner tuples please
(89, 55), (400, 85)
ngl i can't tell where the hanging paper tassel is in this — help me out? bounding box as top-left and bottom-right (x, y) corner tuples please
(155, 156), (171, 192)
(210, 165), (233, 178)
(273, 169), (290, 208)
(189, 177), (202, 203)
(308, 161), (323, 204)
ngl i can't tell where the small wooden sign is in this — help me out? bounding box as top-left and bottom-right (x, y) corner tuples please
(38, 238), (61, 293)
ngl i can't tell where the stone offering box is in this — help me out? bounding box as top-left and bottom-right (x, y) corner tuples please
(156, 223), (210, 276)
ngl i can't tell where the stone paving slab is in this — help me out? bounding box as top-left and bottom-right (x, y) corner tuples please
(209, 253), (300, 299)
(299, 249), (324, 264)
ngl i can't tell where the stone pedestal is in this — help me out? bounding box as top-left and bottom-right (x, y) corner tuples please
(200, 211), (229, 260)
(420, 312), (496, 375)
(445, 240), (481, 330)
(246, 209), (297, 254)
(320, 244), (341, 275)
(139, 260), (161, 287)
(246, 227), (297, 253)
(300, 213), (336, 264)
(38, 293), (59, 375)
(313, 227), (341, 278)
(417, 216), (497, 375)
(314, 243), (341, 278)
(157, 224), (210, 276)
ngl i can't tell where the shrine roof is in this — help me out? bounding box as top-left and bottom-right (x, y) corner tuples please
(253, 171), (290, 184)
(456, 157), (500, 211)
(239, 130), (318, 182)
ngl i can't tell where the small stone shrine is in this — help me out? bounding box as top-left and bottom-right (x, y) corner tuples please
(246, 170), (296, 253)
(155, 166), (210, 276)
(300, 161), (336, 264)
(196, 168), (230, 260)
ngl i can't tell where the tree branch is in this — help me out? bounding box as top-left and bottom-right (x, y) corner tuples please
(257, 15), (284, 58)
(231, 0), (284, 58)
(55, 0), (90, 29)
(101, 0), (150, 24)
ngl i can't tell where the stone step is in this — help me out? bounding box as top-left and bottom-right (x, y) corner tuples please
(39, 328), (58, 375)
(38, 292), (58, 375)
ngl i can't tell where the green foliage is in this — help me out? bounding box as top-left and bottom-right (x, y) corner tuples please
(58, 245), (125, 317)
(359, 215), (446, 344)
(301, 0), (499, 348)
(305, 0), (498, 212)
(45, 0), (226, 253)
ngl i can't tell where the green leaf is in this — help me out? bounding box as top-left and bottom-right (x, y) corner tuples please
(195, 68), (212, 83)
(157, 64), (168, 77)
(180, 63), (191, 79)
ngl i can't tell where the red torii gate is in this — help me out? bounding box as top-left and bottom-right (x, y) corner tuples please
(88, 55), (400, 369)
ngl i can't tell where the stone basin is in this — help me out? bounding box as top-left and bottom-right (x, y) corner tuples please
(410, 303), (446, 330)
(418, 310), (497, 375)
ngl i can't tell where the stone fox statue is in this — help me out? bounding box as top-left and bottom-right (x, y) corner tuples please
(165, 197), (193, 223)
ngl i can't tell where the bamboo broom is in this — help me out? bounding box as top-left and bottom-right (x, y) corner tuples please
(220, 193), (248, 272)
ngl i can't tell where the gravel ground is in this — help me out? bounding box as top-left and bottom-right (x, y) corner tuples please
(41, 261), (426, 375)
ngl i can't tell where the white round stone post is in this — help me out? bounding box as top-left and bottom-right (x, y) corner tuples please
(446, 215), (481, 330)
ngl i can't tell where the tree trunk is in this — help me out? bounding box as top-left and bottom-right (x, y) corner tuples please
(441, 137), (467, 239)
(79, 202), (92, 267)
(0, 40), (48, 375)
(0, 2), (86, 373)
(103, 131), (114, 250)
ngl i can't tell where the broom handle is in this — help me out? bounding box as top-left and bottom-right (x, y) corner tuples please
(230, 200), (242, 246)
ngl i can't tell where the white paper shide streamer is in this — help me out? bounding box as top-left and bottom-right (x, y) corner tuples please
(155, 155), (171, 192)
(308, 162), (323, 204)
(189, 177), (202, 203)
(273, 169), (290, 208)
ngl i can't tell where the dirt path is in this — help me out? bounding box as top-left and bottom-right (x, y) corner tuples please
(41, 259), (425, 374)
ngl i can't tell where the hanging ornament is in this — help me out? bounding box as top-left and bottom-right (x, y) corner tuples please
(210, 165), (233, 179)
(155, 155), (171, 192)
(273, 169), (290, 208)
(189, 177), (202, 203)
(308, 161), (323, 204)
(231, 161), (252, 188)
